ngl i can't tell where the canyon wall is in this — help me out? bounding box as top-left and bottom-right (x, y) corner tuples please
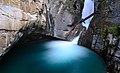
(79, 0), (120, 73)
(0, 0), (84, 54)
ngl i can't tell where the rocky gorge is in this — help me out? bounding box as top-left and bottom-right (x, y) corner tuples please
(0, 0), (120, 73)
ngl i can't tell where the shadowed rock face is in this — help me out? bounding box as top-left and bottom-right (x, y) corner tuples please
(0, 40), (107, 73)
(44, 0), (83, 39)
(79, 0), (120, 48)
(79, 0), (120, 73)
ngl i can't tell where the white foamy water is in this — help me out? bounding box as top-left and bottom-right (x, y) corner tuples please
(82, 0), (94, 29)
(71, 31), (82, 44)
(44, 41), (88, 64)
(71, 0), (94, 44)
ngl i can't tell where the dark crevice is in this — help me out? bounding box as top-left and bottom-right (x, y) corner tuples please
(73, 1), (77, 10)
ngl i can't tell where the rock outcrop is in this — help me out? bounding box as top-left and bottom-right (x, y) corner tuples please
(0, 0), (120, 73)
(44, 0), (83, 39)
(0, 0), (45, 54)
(79, 0), (120, 73)
(0, 0), (84, 54)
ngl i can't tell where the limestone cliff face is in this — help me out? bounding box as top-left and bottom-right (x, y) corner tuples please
(0, 0), (40, 14)
(79, 0), (120, 73)
(44, 0), (83, 39)
(0, 0), (84, 54)
(0, 0), (45, 30)
(0, 0), (45, 53)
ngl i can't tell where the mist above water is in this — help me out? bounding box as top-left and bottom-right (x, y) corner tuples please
(0, 40), (107, 73)
(71, 31), (82, 44)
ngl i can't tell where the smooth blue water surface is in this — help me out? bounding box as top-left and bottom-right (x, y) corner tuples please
(0, 40), (107, 73)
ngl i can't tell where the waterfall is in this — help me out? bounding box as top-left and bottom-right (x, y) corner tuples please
(71, 0), (94, 44)
(71, 31), (82, 44)
(82, 0), (94, 29)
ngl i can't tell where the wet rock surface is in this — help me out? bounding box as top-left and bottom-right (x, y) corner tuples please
(79, 0), (120, 73)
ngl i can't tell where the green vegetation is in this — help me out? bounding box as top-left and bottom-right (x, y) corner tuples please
(99, 22), (120, 37)
(99, 23), (108, 37)
(108, 26), (120, 36)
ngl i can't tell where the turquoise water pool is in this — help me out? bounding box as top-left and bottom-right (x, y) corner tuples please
(0, 40), (107, 73)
